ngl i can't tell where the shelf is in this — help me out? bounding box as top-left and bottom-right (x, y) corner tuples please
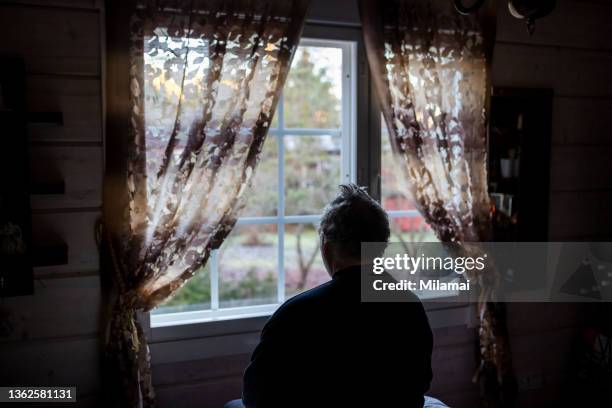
(32, 243), (68, 267)
(30, 181), (65, 195)
(26, 112), (63, 125)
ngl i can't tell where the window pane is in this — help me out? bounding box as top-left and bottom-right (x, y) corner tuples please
(270, 106), (279, 129)
(381, 121), (416, 212)
(388, 216), (437, 243)
(239, 136), (278, 217)
(284, 223), (329, 298)
(285, 134), (341, 215)
(152, 263), (211, 314)
(219, 224), (278, 308)
(284, 46), (342, 129)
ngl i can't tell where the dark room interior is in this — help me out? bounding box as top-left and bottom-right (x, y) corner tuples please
(1, 0), (612, 407)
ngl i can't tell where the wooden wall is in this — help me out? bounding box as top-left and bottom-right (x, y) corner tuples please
(0, 0), (610, 407)
(493, 0), (612, 241)
(0, 1), (103, 406)
(487, 0), (612, 405)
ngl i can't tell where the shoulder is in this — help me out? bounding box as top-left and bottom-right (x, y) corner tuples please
(264, 279), (335, 330)
(277, 280), (335, 316)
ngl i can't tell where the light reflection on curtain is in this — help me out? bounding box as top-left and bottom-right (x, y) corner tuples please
(359, 1), (516, 406)
(104, 1), (308, 406)
(363, 0), (491, 243)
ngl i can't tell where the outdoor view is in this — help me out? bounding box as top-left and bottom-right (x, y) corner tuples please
(381, 121), (437, 244)
(151, 41), (434, 317)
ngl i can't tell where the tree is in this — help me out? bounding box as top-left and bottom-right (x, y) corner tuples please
(284, 48), (340, 129)
(243, 47), (342, 217)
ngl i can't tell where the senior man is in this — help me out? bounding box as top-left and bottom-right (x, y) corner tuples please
(227, 184), (435, 408)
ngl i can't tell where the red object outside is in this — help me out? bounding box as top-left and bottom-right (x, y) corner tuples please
(383, 196), (428, 232)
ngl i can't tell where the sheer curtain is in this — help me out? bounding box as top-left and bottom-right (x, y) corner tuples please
(103, 1), (309, 405)
(359, 0), (516, 405)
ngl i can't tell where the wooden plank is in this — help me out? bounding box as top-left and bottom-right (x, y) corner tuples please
(26, 76), (102, 142)
(496, 0), (612, 52)
(510, 327), (578, 376)
(506, 303), (585, 335)
(492, 43), (612, 97)
(32, 242), (69, 267)
(0, 336), (101, 397)
(155, 375), (242, 408)
(550, 145), (612, 191)
(71, 393), (102, 408)
(432, 325), (477, 348)
(153, 354), (251, 387)
(515, 384), (566, 408)
(29, 145), (103, 209)
(548, 191), (612, 239)
(553, 97), (612, 145)
(433, 389), (479, 408)
(435, 390), (479, 408)
(427, 305), (472, 329)
(151, 345), (479, 407)
(150, 332), (260, 365)
(0, 5), (100, 76)
(0, 276), (100, 342)
(2, 0), (100, 9)
(307, 0), (360, 26)
(430, 342), (478, 395)
(31, 210), (101, 276)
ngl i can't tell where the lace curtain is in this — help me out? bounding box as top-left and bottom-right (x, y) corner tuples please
(362, 0), (492, 242)
(359, 0), (516, 406)
(103, 1), (308, 406)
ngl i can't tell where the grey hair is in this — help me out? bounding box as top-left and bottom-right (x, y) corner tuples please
(318, 183), (390, 259)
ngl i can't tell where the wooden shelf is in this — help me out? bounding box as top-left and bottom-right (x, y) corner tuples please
(32, 243), (68, 267)
(488, 87), (553, 241)
(26, 111), (63, 125)
(30, 181), (65, 195)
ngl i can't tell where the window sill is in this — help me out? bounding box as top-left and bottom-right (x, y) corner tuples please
(151, 303), (278, 329)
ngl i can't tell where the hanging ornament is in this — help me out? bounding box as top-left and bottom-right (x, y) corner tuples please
(508, 0), (557, 35)
(453, 0), (487, 15)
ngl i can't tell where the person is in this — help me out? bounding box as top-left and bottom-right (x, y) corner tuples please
(227, 184), (433, 408)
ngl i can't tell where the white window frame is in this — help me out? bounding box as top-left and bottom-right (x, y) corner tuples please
(151, 36), (357, 328)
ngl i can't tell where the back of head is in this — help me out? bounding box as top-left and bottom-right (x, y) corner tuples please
(318, 183), (390, 262)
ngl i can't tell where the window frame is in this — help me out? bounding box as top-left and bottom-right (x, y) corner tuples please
(145, 24), (470, 348)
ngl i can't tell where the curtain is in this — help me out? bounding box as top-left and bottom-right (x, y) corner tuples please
(103, 1), (309, 406)
(359, 0), (516, 406)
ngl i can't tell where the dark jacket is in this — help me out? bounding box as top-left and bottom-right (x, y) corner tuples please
(242, 265), (433, 407)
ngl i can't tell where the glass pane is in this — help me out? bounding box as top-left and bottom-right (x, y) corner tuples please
(153, 263), (211, 314)
(388, 216), (437, 243)
(284, 223), (329, 298)
(239, 136), (278, 217)
(270, 106), (279, 129)
(381, 121), (416, 212)
(219, 224), (278, 308)
(284, 134), (341, 216)
(284, 45), (342, 129)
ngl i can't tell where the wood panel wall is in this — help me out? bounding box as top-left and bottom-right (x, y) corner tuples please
(0, 1), (103, 406)
(0, 0), (610, 407)
(486, 1), (612, 406)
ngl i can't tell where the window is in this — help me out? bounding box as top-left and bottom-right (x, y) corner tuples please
(148, 27), (461, 334)
(380, 120), (437, 244)
(152, 38), (356, 326)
